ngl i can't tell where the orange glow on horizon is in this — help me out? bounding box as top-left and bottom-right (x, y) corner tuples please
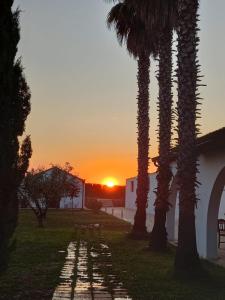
(29, 155), (158, 186)
(102, 177), (119, 188)
(28, 143), (158, 186)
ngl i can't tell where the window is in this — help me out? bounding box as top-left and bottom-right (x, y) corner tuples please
(130, 181), (134, 192)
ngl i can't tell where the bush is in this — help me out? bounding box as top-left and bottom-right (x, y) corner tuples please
(86, 199), (102, 211)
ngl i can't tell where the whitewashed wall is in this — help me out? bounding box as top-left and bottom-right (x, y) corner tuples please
(125, 149), (225, 259)
(125, 177), (137, 210)
(60, 179), (84, 209)
(37, 168), (85, 209)
(196, 150), (225, 258)
(125, 173), (157, 232)
(125, 173), (157, 214)
(218, 191), (225, 218)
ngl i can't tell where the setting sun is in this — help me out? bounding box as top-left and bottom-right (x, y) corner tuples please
(102, 177), (118, 188)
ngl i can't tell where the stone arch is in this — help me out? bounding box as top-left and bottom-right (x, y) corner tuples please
(207, 166), (225, 259)
(166, 174), (179, 241)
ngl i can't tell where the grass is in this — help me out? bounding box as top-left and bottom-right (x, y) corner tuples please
(0, 209), (130, 300)
(106, 233), (225, 299)
(1, 210), (225, 299)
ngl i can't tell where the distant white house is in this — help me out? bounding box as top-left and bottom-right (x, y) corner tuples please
(125, 127), (225, 259)
(59, 176), (85, 209)
(43, 167), (85, 209)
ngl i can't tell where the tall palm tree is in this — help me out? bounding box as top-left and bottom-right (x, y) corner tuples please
(107, 2), (157, 235)
(124, 0), (177, 249)
(150, 25), (174, 251)
(149, 1), (177, 251)
(174, 0), (201, 272)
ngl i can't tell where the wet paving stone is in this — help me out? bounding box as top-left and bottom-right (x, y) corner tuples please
(73, 294), (92, 300)
(52, 233), (132, 300)
(52, 242), (77, 300)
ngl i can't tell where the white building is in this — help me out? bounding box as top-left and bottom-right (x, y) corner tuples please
(125, 127), (225, 259)
(43, 167), (85, 209)
(59, 177), (85, 209)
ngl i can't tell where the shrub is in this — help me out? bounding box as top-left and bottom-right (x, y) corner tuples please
(86, 199), (102, 211)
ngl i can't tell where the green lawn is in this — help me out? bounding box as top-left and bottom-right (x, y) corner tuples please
(1, 210), (225, 299)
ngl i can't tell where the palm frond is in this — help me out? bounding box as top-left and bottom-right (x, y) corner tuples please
(107, 2), (157, 58)
(125, 0), (178, 31)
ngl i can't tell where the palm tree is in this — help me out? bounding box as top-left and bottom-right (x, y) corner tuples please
(107, 2), (157, 235)
(150, 26), (174, 251)
(174, 0), (201, 272)
(124, 0), (177, 249)
(149, 1), (177, 251)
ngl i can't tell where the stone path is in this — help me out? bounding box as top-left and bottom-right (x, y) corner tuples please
(52, 238), (132, 300)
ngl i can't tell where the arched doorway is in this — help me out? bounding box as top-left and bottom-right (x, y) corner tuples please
(166, 175), (179, 241)
(207, 166), (225, 259)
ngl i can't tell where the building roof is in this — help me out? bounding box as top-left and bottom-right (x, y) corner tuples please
(152, 127), (225, 165)
(40, 167), (85, 182)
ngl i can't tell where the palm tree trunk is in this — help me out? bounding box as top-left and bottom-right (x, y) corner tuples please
(174, 0), (201, 272)
(133, 53), (150, 235)
(151, 28), (173, 251)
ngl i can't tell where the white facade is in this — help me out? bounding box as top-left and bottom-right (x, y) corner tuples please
(125, 147), (225, 260)
(59, 177), (84, 209)
(43, 168), (85, 209)
(125, 173), (157, 216)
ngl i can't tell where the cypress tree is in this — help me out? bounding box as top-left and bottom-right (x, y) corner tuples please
(0, 0), (32, 269)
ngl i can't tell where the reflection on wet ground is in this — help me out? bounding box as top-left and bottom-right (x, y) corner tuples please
(52, 225), (132, 300)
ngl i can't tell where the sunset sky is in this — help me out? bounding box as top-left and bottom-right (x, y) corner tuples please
(14, 0), (225, 185)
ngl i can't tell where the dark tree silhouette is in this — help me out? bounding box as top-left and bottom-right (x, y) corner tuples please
(0, 1), (31, 268)
(143, 0), (177, 251)
(174, 0), (201, 272)
(151, 26), (174, 251)
(118, 0), (176, 246)
(107, 2), (157, 235)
